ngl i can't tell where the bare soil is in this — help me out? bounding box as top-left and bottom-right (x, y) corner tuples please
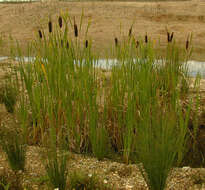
(0, 0), (205, 59)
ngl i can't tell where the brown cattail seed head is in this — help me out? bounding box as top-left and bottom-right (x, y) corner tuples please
(74, 24), (78, 37)
(186, 39), (189, 50)
(38, 30), (43, 39)
(136, 40), (139, 48)
(145, 34), (148, 43)
(48, 20), (52, 33)
(66, 41), (69, 49)
(85, 40), (88, 48)
(167, 31), (170, 43)
(128, 26), (132, 37)
(114, 37), (118, 47)
(58, 16), (63, 28)
(170, 32), (174, 42)
(74, 17), (78, 37)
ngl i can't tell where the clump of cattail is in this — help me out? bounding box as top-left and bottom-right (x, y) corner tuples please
(128, 26), (132, 38)
(38, 30), (43, 39)
(48, 20), (52, 33)
(58, 16), (63, 28)
(74, 17), (78, 37)
(114, 37), (118, 47)
(136, 40), (139, 48)
(85, 40), (88, 48)
(145, 33), (148, 43)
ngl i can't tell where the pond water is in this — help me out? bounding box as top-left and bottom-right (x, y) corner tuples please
(0, 56), (204, 78)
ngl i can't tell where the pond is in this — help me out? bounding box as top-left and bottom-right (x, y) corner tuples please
(0, 56), (204, 78)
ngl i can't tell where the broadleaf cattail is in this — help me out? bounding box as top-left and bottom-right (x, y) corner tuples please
(85, 40), (88, 48)
(128, 26), (132, 37)
(74, 17), (78, 37)
(170, 32), (174, 42)
(136, 40), (139, 48)
(114, 37), (118, 47)
(38, 30), (43, 39)
(145, 34), (148, 43)
(48, 20), (52, 33)
(58, 16), (63, 28)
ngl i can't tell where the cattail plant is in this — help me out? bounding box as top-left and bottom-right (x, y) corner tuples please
(58, 16), (63, 29)
(38, 30), (43, 39)
(74, 17), (78, 37)
(48, 20), (52, 33)
(114, 37), (118, 47)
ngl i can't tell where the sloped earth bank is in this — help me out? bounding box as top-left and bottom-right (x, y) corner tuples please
(1, 60), (205, 189)
(0, 0), (205, 60)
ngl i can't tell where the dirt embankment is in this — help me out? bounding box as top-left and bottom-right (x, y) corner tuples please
(0, 0), (205, 59)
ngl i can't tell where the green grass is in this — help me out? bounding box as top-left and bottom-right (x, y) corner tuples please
(0, 131), (26, 172)
(68, 171), (113, 190)
(0, 83), (17, 113)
